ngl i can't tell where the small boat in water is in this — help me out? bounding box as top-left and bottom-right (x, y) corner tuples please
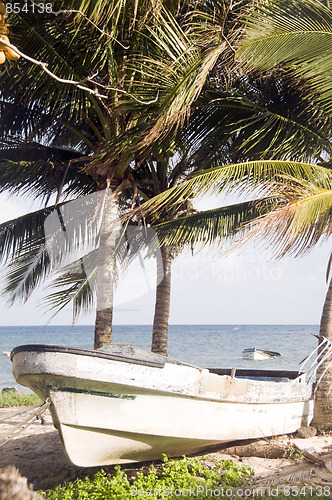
(11, 343), (313, 467)
(243, 348), (281, 360)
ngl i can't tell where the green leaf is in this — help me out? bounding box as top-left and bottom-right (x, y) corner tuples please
(140, 160), (332, 218)
(234, 176), (332, 258)
(237, 0), (332, 115)
(154, 198), (275, 249)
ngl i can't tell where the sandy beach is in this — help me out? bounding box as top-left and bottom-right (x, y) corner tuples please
(0, 406), (87, 491)
(1, 406), (332, 494)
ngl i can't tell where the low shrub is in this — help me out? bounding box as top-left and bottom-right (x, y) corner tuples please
(0, 390), (41, 407)
(40, 455), (253, 499)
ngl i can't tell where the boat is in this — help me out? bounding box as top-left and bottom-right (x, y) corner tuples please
(243, 348), (281, 360)
(11, 343), (313, 467)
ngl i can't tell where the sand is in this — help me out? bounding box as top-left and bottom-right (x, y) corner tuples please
(0, 406), (87, 491)
(0, 406), (332, 494)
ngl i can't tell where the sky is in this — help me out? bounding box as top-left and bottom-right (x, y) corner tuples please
(0, 191), (330, 326)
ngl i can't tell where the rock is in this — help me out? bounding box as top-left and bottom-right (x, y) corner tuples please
(296, 426), (317, 438)
(0, 466), (41, 500)
(1, 387), (20, 394)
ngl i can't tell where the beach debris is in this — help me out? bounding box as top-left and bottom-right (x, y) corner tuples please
(250, 438), (332, 488)
(223, 436), (291, 459)
(292, 442), (332, 467)
(296, 426), (317, 439)
(252, 459), (332, 488)
(245, 441), (332, 489)
(0, 465), (41, 499)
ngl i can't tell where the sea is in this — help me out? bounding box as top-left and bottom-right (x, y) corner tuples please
(0, 324), (319, 392)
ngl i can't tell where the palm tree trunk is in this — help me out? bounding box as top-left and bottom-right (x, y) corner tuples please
(311, 277), (332, 431)
(94, 307), (113, 349)
(151, 246), (172, 356)
(94, 189), (118, 350)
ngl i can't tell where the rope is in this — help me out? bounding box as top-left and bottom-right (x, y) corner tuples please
(0, 399), (50, 447)
(298, 336), (332, 385)
(0, 402), (46, 424)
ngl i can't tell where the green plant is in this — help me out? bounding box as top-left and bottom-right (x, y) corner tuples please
(286, 445), (304, 461)
(0, 390), (41, 407)
(40, 455), (254, 499)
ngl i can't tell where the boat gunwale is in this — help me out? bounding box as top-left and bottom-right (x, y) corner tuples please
(10, 344), (167, 369)
(11, 344), (306, 381)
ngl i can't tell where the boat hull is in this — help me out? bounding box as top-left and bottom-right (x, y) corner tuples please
(243, 348), (281, 360)
(11, 345), (313, 467)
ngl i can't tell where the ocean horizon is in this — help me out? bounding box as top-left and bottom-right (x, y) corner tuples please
(1, 324), (319, 391)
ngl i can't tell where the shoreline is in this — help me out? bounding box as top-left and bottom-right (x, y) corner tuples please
(0, 407), (331, 493)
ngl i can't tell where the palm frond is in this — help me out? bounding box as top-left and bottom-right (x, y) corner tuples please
(237, 0), (332, 114)
(0, 192), (160, 313)
(2, 0), (182, 121)
(4, 235), (50, 304)
(236, 177), (332, 258)
(154, 198), (275, 249)
(180, 84), (332, 169)
(139, 160), (332, 219)
(0, 157), (92, 200)
(3, 11), (96, 119)
(0, 99), (40, 138)
(43, 250), (97, 323)
(0, 193), (103, 298)
(0, 206), (54, 264)
(131, 6), (225, 145)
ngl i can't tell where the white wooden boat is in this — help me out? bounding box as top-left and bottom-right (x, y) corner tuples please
(11, 344), (313, 467)
(243, 348), (281, 360)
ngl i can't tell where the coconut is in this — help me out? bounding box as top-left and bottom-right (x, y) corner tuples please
(5, 46), (19, 60)
(0, 51), (5, 64)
